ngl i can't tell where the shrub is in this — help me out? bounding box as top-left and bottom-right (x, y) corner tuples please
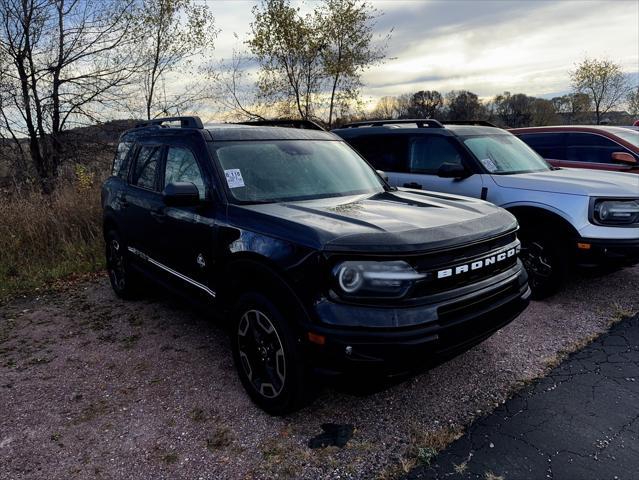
(0, 173), (104, 303)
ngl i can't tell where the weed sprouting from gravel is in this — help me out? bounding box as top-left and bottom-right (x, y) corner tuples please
(609, 302), (634, 325)
(120, 334), (140, 350)
(162, 452), (179, 464)
(206, 427), (233, 450)
(484, 471), (505, 480)
(543, 332), (600, 370)
(454, 460), (468, 474)
(397, 425), (464, 473)
(416, 446), (437, 466)
(189, 407), (207, 423)
(74, 400), (109, 424)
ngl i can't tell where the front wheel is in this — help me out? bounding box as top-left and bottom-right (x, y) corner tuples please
(105, 230), (143, 300)
(519, 233), (567, 300)
(231, 292), (309, 415)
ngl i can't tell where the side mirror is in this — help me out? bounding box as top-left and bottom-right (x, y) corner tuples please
(376, 169), (389, 183)
(163, 182), (200, 207)
(437, 162), (470, 179)
(611, 152), (637, 165)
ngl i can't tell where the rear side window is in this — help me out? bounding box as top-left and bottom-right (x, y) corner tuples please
(112, 141), (133, 178)
(409, 136), (463, 174)
(345, 135), (408, 172)
(131, 145), (162, 190)
(566, 133), (622, 164)
(164, 147), (206, 199)
(517, 133), (567, 159)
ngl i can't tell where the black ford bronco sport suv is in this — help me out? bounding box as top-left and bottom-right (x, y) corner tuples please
(102, 116), (531, 414)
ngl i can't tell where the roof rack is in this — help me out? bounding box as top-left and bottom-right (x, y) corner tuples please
(442, 120), (498, 127)
(135, 116), (203, 129)
(237, 119), (325, 131)
(340, 119), (444, 129)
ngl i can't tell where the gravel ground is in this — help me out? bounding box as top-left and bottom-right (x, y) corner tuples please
(1, 266), (638, 480)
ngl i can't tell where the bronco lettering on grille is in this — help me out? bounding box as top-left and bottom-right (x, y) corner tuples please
(437, 246), (519, 279)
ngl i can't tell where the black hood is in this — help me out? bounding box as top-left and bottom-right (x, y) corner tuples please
(227, 189), (517, 253)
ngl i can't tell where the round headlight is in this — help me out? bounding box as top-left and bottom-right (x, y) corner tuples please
(598, 203), (610, 220)
(337, 265), (363, 293)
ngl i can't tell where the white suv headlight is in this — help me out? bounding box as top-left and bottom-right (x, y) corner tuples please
(592, 199), (639, 226)
(332, 260), (426, 298)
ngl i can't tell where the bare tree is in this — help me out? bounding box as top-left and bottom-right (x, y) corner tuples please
(551, 93), (591, 124)
(370, 96), (399, 119)
(317, 0), (389, 128)
(0, 0), (140, 192)
(445, 90), (487, 121)
(248, 0), (324, 120)
(531, 98), (556, 126)
(395, 93), (413, 118)
(627, 87), (639, 117)
(407, 90), (443, 118)
(493, 92), (534, 127)
(571, 57), (628, 125)
(135, 0), (217, 120)
(210, 48), (267, 121)
(247, 0), (389, 124)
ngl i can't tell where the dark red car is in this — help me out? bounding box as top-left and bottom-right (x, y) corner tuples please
(510, 126), (639, 174)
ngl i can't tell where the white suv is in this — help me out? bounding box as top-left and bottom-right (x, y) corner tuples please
(334, 120), (639, 298)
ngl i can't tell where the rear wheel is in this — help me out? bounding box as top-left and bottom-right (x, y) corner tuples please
(231, 292), (309, 415)
(105, 230), (143, 300)
(519, 231), (567, 299)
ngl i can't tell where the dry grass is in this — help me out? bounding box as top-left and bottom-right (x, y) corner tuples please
(0, 170), (104, 304)
(380, 425), (465, 478)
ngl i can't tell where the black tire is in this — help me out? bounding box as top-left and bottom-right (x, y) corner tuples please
(231, 291), (309, 415)
(105, 230), (143, 300)
(519, 230), (567, 300)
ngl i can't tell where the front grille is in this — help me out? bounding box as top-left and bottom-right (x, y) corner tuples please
(408, 233), (520, 298)
(437, 280), (519, 323)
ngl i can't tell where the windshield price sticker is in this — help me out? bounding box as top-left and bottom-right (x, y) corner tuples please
(480, 158), (498, 172)
(224, 169), (245, 188)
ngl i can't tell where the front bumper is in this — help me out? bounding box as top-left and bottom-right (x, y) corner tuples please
(305, 263), (530, 375)
(574, 237), (639, 267)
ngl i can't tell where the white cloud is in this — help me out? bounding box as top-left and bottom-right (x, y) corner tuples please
(202, 0), (638, 107)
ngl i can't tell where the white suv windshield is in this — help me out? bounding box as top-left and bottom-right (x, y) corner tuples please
(212, 140), (385, 203)
(607, 128), (639, 147)
(462, 133), (551, 174)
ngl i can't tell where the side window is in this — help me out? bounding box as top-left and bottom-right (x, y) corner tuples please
(518, 133), (567, 159)
(131, 145), (162, 190)
(112, 141), (132, 178)
(566, 133), (619, 163)
(409, 136), (462, 174)
(346, 135), (409, 172)
(164, 147), (206, 200)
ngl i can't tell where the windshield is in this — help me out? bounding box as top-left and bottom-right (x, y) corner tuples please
(462, 133), (551, 174)
(212, 140), (385, 203)
(608, 128), (639, 147)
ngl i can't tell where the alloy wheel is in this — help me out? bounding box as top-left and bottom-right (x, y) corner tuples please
(107, 239), (126, 291)
(521, 240), (553, 286)
(237, 309), (286, 399)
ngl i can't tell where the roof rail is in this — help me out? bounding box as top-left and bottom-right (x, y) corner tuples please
(135, 116), (203, 129)
(442, 120), (498, 127)
(237, 119), (325, 131)
(340, 119), (444, 129)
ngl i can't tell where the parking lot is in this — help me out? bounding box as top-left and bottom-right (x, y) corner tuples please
(1, 265), (637, 480)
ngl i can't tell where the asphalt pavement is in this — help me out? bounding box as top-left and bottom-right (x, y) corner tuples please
(405, 314), (639, 480)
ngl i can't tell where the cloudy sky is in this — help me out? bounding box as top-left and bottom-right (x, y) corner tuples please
(207, 0), (638, 106)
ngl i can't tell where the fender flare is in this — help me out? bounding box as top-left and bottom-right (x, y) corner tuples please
(219, 254), (312, 331)
(503, 202), (580, 239)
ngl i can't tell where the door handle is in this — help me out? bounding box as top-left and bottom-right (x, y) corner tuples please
(403, 182), (422, 189)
